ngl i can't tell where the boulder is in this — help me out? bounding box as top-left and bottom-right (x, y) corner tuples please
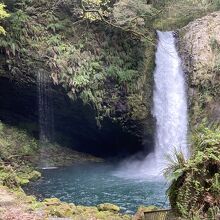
(97, 203), (120, 213)
(29, 170), (41, 181)
(43, 198), (62, 206)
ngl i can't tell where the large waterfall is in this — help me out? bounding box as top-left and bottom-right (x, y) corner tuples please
(152, 31), (188, 172)
(114, 31), (188, 179)
(37, 70), (54, 167)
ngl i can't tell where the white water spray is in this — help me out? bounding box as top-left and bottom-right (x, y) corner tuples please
(153, 31), (188, 167)
(37, 70), (54, 167)
(114, 31), (188, 179)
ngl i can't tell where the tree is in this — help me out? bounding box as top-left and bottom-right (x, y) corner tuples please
(0, 3), (10, 35)
(54, 0), (157, 44)
(80, 0), (158, 44)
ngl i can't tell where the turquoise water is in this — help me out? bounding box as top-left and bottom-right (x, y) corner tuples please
(25, 163), (169, 214)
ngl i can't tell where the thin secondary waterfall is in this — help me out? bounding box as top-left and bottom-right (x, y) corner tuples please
(114, 31), (188, 179)
(37, 70), (54, 167)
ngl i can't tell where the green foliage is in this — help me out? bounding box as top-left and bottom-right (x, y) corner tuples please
(0, 121), (42, 188)
(83, 0), (111, 21)
(107, 65), (138, 83)
(153, 0), (220, 30)
(163, 150), (186, 182)
(1, 0), (154, 127)
(0, 3), (10, 35)
(0, 166), (19, 188)
(192, 121), (220, 151)
(167, 122), (220, 219)
(112, 0), (157, 28)
(0, 121), (38, 160)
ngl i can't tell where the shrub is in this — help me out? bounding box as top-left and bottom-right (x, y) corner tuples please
(166, 122), (220, 219)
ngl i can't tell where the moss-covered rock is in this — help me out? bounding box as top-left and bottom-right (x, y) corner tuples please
(17, 177), (29, 186)
(28, 170), (41, 181)
(43, 198), (62, 206)
(97, 203), (120, 212)
(16, 170), (41, 186)
(46, 203), (75, 217)
(0, 165), (19, 188)
(41, 199), (131, 219)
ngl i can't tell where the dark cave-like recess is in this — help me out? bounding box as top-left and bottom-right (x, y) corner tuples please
(0, 77), (153, 158)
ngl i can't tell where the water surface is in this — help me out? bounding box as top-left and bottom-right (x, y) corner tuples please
(25, 163), (169, 214)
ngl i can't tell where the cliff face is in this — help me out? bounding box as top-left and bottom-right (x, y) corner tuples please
(0, 0), (155, 156)
(2, 1), (219, 156)
(168, 13), (220, 219)
(179, 12), (220, 125)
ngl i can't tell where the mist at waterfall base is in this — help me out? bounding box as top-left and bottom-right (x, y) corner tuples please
(29, 31), (189, 213)
(114, 31), (188, 179)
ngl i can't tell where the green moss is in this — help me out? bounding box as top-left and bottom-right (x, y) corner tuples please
(0, 121), (42, 189)
(46, 203), (74, 217)
(28, 170), (41, 181)
(0, 170), (19, 188)
(0, 121), (38, 160)
(17, 177), (29, 186)
(97, 203), (120, 212)
(16, 170), (41, 186)
(43, 198), (62, 206)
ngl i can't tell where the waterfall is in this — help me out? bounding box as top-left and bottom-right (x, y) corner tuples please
(152, 31), (188, 172)
(37, 70), (54, 167)
(113, 31), (188, 179)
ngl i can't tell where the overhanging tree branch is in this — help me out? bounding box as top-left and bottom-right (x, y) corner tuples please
(79, 0), (155, 45)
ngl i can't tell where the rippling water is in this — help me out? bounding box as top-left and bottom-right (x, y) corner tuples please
(25, 163), (169, 214)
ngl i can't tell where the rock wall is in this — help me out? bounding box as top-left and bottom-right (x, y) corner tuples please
(0, 0), (158, 157)
(0, 76), (153, 157)
(0, 0), (155, 156)
(179, 12), (220, 125)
